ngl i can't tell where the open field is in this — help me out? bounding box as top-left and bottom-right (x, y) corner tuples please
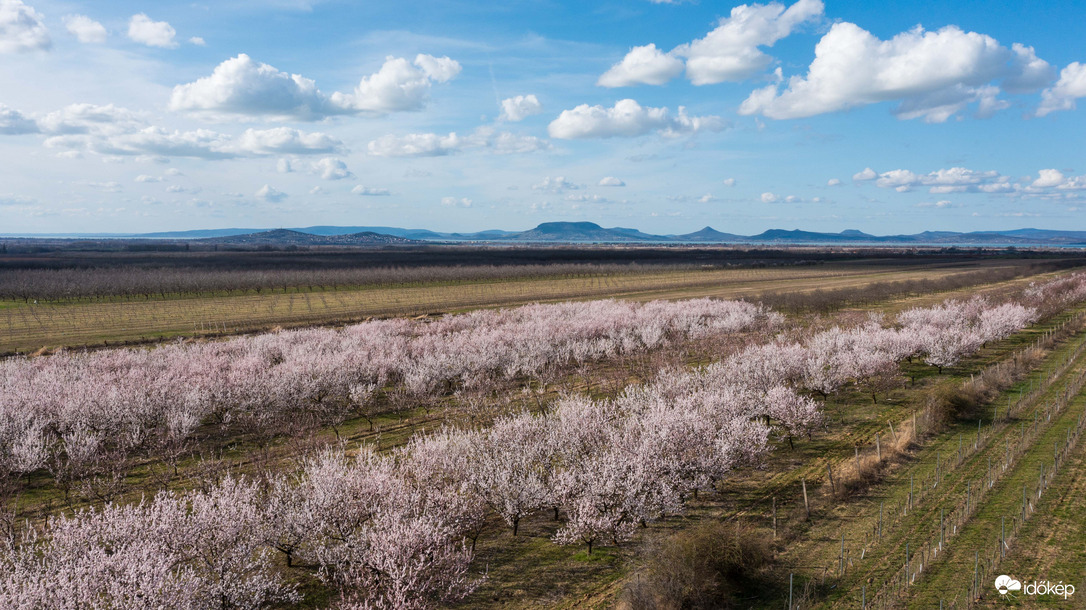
(4, 248), (1086, 609)
(0, 253), (1073, 354)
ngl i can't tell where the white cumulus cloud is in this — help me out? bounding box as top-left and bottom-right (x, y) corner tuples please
(171, 53), (460, 120)
(598, 176), (625, 186)
(675, 0), (823, 85)
(827, 178), (842, 186)
(352, 185), (391, 196)
(169, 54), (332, 120)
(853, 167), (877, 181)
(548, 98), (726, 139)
(1032, 168), (1066, 188)
(63, 14), (106, 44)
(368, 127), (547, 157)
(533, 176), (579, 192)
(0, 104), (39, 134)
(760, 192), (778, 203)
(598, 43), (685, 87)
(499, 94), (543, 121)
(255, 184), (286, 202)
(368, 132), (462, 157)
(329, 54), (461, 113)
(0, 0), (50, 53)
(740, 22), (1053, 122)
(312, 157), (353, 180)
(127, 13), (177, 49)
(875, 167), (1012, 193)
(231, 127), (342, 155)
(440, 196), (472, 207)
(1037, 62), (1086, 117)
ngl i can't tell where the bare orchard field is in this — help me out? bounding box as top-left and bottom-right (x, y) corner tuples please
(0, 253), (1072, 354)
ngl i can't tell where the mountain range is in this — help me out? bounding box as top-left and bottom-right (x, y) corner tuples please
(7, 222), (1086, 246)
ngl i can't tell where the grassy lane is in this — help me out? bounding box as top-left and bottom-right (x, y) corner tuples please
(799, 315), (1086, 609)
(903, 385), (1086, 607)
(984, 422), (1086, 607)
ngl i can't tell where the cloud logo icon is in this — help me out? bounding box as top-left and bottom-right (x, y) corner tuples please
(995, 575), (1022, 595)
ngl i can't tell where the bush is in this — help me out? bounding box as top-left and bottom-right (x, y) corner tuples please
(622, 521), (773, 609)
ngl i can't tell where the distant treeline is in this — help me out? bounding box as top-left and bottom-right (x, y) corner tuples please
(2, 245), (1080, 303)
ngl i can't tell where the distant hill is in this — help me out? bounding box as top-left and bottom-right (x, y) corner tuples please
(9, 224), (1086, 246)
(199, 229), (418, 246)
(506, 222), (668, 242)
(673, 226), (744, 242)
(140, 228), (261, 239)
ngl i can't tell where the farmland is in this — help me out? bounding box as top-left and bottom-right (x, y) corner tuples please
(0, 246), (1075, 355)
(2, 246), (1086, 609)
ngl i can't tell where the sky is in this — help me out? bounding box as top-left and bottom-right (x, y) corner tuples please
(1, 0), (1085, 235)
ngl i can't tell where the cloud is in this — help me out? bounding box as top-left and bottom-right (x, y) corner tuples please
(675, 0), (823, 85)
(0, 104), (39, 134)
(230, 127), (343, 155)
(722, 178), (736, 187)
(255, 184), (286, 202)
(440, 196), (472, 207)
(853, 167), (877, 181)
(367, 127), (547, 157)
(854, 165), (1086, 199)
(17, 103), (342, 160)
(312, 157), (353, 180)
(1037, 62), (1086, 117)
(329, 54), (461, 113)
(598, 43), (685, 87)
(82, 181), (121, 192)
(827, 178), (842, 186)
(760, 192), (778, 203)
(1032, 168), (1065, 188)
(1026, 168), (1086, 192)
(368, 132), (462, 157)
(63, 14), (106, 44)
(533, 176), (579, 192)
(169, 54), (332, 120)
(352, 185), (391, 196)
(188, 36), (205, 46)
(499, 94), (543, 121)
(45, 127), (232, 159)
(548, 98), (726, 139)
(565, 193), (607, 203)
(598, 176), (625, 186)
(868, 167), (1013, 193)
(0, 0), (50, 53)
(276, 158), (292, 173)
(36, 103), (141, 135)
(127, 14), (177, 49)
(739, 23), (1053, 122)
(134, 174), (162, 183)
(916, 200), (957, 208)
(171, 53), (459, 120)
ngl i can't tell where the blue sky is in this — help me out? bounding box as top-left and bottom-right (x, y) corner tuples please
(1, 0), (1085, 235)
